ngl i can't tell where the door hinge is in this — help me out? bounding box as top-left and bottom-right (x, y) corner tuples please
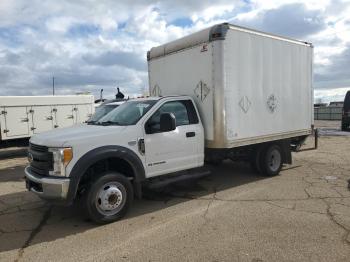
(54, 125), (59, 128)
(31, 127), (36, 131)
(29, 109), (34, 113)
(1, 110), (7, 115)
(52, 108), (57, 112)
(46, 116), (53, 120)
(138, 138), (145, 155)
(3, 129), (9, 133)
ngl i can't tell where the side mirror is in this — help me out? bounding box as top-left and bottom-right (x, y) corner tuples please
(160, 113), (176, 132)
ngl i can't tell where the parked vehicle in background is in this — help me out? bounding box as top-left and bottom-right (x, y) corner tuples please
(329, 101), (344, 107)
(341, 90), (350, 131)
(0, 95), (94, 145)
(88, 99), (126, 124)
(24, 23), (313, 224)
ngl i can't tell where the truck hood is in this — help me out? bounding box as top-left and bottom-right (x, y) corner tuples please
(30, 124), (127, 147)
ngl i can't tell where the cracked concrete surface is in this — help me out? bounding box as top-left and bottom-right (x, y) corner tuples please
(0, 121), (349, 261)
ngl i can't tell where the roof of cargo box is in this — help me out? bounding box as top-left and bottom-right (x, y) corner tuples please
(147, 23), (313, 61)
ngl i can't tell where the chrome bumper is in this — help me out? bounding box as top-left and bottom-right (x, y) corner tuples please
(24, 166), (70, 201)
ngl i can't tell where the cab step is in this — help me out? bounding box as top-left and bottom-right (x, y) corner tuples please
(146, 168), (211, 189)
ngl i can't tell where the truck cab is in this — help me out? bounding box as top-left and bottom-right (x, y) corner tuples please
(25, 96), (204, 223)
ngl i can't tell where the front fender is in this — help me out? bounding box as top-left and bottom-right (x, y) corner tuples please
(66, 145), (145, 204)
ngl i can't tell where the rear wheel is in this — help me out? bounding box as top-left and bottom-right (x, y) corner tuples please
(85, 173), (133, 224)
(259, 144), (283, 176)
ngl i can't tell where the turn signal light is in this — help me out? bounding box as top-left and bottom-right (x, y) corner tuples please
(63, 148), (73, 166)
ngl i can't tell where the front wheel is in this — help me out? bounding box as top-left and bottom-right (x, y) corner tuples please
(85, 173), (133, 224)
(259, 144), (283, 176)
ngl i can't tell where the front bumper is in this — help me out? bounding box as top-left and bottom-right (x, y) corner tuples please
(24, 166), (70, 201)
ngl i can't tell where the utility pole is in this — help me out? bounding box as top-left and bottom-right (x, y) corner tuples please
(100, 89), (103, 101)
(52, 77), (55, 96)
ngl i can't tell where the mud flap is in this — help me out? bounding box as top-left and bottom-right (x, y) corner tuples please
(280, 139), (292, 164)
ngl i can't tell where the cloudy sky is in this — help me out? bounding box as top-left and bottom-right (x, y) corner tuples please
(0, 0), (349, 102)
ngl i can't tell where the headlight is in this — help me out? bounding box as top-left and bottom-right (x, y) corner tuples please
(48, 147), (73, 176)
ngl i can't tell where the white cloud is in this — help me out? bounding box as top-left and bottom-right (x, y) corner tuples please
(314, 87), (350, 103)
(250, 0), (331, 11)
(0, 0), (349, 102)
(45, 17), (79, 34)
(192, 4), (235, 22)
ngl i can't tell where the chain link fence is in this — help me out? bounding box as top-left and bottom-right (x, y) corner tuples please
(314, 107), (342, 120)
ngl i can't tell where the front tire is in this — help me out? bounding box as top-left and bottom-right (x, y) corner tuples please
(259, 144), (283, 176)
(85, 173), (133, 224)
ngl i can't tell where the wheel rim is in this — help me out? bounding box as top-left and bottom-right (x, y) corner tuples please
(95, 181), (126, 216)
(268, 149), (281, 172)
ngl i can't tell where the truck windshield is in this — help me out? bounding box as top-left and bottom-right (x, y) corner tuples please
(88, 104), (119, 123)
(97, 100), (157, 126)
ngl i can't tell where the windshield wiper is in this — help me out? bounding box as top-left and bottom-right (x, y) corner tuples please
(99, 120), (121, 126)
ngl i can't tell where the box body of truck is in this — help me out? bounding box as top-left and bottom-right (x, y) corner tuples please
(0, 95), (94, 141)
(148, 23), (313, 149)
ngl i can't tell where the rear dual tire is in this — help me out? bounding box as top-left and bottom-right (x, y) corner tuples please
(251, 144), (283, 176)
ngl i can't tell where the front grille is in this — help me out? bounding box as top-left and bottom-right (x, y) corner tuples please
(29, 143), (53, 176)
(29, 143), (48, 152)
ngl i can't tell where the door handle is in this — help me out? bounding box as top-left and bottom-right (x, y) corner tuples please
(186, 132), (195, 137)
(138, 138), (145, 155)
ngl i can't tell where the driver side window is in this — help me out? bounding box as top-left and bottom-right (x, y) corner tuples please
(146, 100), (190, 134)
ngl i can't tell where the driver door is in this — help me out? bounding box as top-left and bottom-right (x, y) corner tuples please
(143, 99), (202, 178)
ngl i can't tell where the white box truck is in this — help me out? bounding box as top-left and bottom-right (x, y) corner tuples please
(0, 95), (94, 143)
(24, 23), (313, 223)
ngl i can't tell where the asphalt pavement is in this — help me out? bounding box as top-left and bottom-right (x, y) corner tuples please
(0, 121), (349, 261)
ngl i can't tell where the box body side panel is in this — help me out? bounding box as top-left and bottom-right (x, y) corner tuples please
(223, 29), (313, 147)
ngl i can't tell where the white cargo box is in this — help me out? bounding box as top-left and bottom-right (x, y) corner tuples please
(148, 23), (313, 148)
(0, 95), (94, 141)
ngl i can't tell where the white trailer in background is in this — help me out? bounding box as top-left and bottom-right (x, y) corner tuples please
(0, 95), (94, 142)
